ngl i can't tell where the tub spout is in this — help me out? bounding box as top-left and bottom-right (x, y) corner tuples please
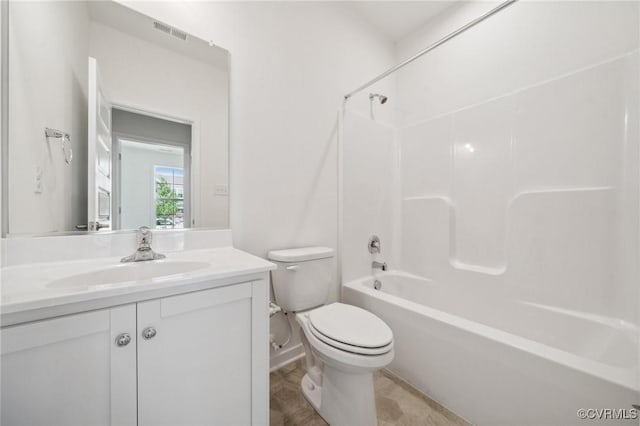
(372, 261), (387, 271)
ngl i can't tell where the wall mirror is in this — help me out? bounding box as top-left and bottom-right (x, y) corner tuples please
(2, 1), (229, 236)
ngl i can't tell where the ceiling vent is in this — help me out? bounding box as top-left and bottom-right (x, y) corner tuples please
(170, 28), (188, 41)
(153, 21), (188, 42)
(153, 21), (171, 34)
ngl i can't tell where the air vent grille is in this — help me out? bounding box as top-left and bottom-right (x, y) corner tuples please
(170, 28), (188, 41)
(153, 21), (171, 34)
(153, 21), (188, 42)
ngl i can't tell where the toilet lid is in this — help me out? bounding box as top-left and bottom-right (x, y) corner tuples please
(309, 303), (393, 350)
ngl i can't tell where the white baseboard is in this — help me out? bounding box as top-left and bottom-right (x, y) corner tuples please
(270, 343), (305, 372)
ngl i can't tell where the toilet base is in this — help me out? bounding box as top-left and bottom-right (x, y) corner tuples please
(301, 373), (323, 413)
(301, 369), (377, 426)
(296, 311), (385, 426)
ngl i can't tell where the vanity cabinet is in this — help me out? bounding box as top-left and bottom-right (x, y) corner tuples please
(1, 304), (137, 426)
(137, 282), (253, 426)
(1, 280), (268, 426)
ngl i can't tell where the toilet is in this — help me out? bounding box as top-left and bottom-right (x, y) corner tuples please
(268, 247), (394, 426)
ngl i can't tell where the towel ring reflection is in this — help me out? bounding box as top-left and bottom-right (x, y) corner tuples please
(45, 127), (73, 165)
(62, 134), (72, 164)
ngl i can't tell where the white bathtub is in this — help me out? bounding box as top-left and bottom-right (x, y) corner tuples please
(343, 271), (639, 425)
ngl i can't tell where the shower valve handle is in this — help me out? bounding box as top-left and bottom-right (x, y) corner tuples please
(368, 235), (381, 254)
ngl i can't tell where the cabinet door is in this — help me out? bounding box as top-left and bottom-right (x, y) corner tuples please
(137, 283), (253, 426)
(1, 304), (137, 426)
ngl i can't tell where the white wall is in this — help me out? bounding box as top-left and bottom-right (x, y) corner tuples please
(395, 0), (639, 322)
(120, 1), (396, 367)
(8, 1), (89, 234)
(89, 21), (229, 229)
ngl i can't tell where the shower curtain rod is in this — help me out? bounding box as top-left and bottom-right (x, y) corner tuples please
(343, 0), (518, 101)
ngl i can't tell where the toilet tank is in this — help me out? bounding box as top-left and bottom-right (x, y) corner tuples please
(268, 247), (334, 312)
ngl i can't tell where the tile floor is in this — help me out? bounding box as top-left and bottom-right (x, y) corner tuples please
(270, 358), (469, 426)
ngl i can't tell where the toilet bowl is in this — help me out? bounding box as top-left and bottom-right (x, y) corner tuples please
(268, 247), (394, 426)
(296, 303), (394, 426)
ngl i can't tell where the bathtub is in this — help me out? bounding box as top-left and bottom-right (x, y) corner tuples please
(342, 271), (639, 425)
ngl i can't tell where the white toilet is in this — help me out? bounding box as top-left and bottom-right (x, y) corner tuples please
(268, 247), (394, 426)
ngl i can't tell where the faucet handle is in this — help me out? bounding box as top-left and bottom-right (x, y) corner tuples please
(137, 226), (152, 246)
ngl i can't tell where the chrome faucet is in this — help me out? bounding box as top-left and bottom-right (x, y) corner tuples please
(121, 226), (166, 263)
(372, 261), (387, 272)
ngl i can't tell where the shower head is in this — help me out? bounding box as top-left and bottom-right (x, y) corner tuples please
(369, 93), (388, 104)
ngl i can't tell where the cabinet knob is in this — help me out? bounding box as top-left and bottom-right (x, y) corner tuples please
(115, 333), (132, 347)
(142, 327), (157, 340)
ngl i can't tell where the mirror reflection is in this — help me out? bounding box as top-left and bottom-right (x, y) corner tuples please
(5, 1), (229, 235)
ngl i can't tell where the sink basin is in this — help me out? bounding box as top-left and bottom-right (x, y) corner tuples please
(47, 260), (211, 290)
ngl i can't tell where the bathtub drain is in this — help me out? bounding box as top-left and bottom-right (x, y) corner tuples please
(373, 280), (382, 290)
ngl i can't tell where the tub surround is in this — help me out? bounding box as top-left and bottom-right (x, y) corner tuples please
(339, 3), (639, 425)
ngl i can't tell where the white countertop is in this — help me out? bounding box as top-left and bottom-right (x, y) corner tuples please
(1, 247), (275, 326)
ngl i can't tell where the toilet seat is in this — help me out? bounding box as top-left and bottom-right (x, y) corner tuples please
(308, 303), (393, 356)
(296, 304), (395, 372)
(308, 324), (393, 355)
